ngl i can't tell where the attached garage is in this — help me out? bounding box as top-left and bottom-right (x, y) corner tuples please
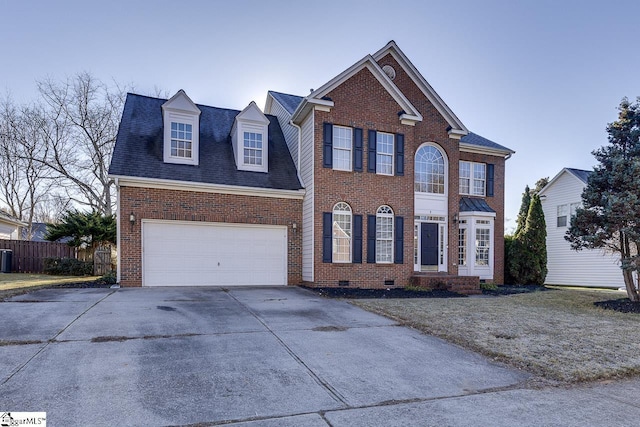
(142, 220), (288, 287)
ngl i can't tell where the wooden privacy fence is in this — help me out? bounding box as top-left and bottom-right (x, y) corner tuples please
(0, 240), (75, 273)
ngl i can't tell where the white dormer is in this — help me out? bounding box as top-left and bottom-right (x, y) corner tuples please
(162, 90), (201, 166)
(231, 101), (270, 173)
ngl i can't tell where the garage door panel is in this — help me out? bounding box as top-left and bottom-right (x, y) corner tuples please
(143, 221), (287, 287)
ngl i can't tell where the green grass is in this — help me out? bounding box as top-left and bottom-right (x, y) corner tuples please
(0, 273), (100, 291)
(353, 287), (640, 383)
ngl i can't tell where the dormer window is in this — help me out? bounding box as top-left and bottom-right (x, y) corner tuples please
(243, 132), (263, 165)
(171, 122), (193, 159)
(162, 90), (201, 166)
(231, 101), (269, 173)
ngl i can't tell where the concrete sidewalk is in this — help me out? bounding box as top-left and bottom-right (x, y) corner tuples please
(0, 287), (638, 426)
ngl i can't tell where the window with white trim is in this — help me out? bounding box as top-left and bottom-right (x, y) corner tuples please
(376, 132), (394, 175)
(243, 132), (263, 166)
(415, 145), (445, 193)
(458, 227), (467, 266)
(475, 228), (490, 266)
(333, 125), (352, 171)
(557, 204), (568, 227)
(459, 161), (486, 196)
(332, 202), (352, 263)
(376, 205), (394, 263)
(170, 122), (193, 159)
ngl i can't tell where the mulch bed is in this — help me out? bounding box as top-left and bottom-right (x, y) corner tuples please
(305, 287), (466, 299)
(594, 298), (640, 314)
(50, 280), (115, 289)
(481, 284), (550, 296)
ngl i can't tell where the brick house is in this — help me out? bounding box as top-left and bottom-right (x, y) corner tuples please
(109, 41), (514, 290)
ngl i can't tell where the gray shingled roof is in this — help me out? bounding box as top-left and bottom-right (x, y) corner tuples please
(269, 91), (303, 115)
(460, 132), (514, 153)
(566, 168), (592, 184)
(109, 94), (302, 191)
(459, 197), (496, 213)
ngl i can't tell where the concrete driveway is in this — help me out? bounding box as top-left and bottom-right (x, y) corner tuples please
(1, 287), (640, 426)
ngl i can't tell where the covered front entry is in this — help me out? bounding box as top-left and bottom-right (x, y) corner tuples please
(414, 218), (447, 272)
(142, 220), (288, 287)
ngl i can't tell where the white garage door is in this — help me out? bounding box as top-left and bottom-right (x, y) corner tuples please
(142, 221), (287, 286)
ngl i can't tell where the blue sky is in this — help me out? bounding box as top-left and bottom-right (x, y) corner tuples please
(2, 0), (639, 231)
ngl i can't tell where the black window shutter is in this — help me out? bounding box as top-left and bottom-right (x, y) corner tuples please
(353, 128), (363, 172)
(322, 212), (332, 263)
(353, 214), (363, 263)
(486, 164), (495, 197)
(367, 130), (377, 173)
(394, 216), (404, 264)
(367, 215), (376, 263)
(323, 123), (333, 168)
(395, 134), (404, 176)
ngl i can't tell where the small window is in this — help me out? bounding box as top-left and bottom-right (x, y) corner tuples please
(376, 133), (394, 175)
(475, 228), (490, 266)
(459, 161), (486, 196)
(243, 132), (263, 166)
(332, 202), (352, 262)
(557, 204), (568, 227)
(376, 205), (394, 263)
(333, 126), (352, 171)
(170, 122), (193, 159)
(415, 145), (445, 194)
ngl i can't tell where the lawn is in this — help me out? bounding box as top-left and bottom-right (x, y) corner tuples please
(0, 273), (100, 292)
(352, 287), (640, 383)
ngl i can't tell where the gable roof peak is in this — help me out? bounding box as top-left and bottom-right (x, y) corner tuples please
(292, 54), (422, 125)
(372, 41), (468, 134)
(162, 89), (201, 114)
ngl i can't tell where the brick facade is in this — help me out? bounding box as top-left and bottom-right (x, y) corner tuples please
(306, 54), (508, 287)
(118, 186), (302, 287)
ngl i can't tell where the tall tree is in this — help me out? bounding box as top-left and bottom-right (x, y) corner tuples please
(566, 97), (640, 302)
(0, 97), (57, 238)
(533, 177), (549, 194)
(519, 194), (548, 285)
(515, 185), (531, 237)
(35, 72), (126, 216)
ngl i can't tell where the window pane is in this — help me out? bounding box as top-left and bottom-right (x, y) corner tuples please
(458, 228), (466, 266)
(333, 126), (352, 171)
(475, 228), (490, 266)
(333, 203), (352, 263)
(415, 146), (445, 194)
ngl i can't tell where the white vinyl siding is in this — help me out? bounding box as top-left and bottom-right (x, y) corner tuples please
(268, 97), (299, 169)
(300, 112), (315, 281)
(541, 170), (624, 288)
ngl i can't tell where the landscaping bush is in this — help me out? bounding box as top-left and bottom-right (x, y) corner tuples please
(101, 270), (117, 284)
(43, 257), (93, 276)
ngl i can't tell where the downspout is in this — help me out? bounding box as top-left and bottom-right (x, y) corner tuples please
(114, 177), (121, 285)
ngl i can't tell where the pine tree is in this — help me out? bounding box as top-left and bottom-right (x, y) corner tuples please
(566, 97), (640, 302)
(520, 194), (547, 285)
(515, 185), (531, 237)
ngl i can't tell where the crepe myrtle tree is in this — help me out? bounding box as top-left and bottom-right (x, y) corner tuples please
(566, 97), (640, 302)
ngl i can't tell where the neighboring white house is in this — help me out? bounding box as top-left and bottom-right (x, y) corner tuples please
(539, 168), (623, 288)
(0, 210), (24, 240)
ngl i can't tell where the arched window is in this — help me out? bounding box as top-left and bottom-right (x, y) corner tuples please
(332, 202), (352, 262)
(376, 205), (394, 263)
(415, 145), (445, 194)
